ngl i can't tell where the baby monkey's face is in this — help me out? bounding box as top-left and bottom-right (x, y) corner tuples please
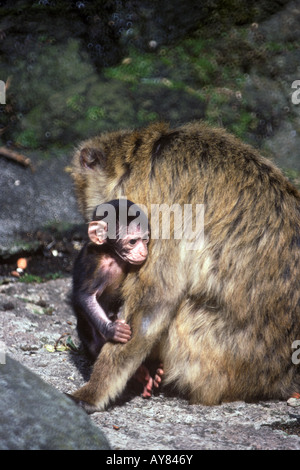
(116, 224), (149, 265)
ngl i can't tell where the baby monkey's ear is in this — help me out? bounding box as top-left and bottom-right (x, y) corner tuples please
(88, 220), (108, 245)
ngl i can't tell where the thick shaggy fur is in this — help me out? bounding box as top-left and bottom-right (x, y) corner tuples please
(71, 121), (300, 410)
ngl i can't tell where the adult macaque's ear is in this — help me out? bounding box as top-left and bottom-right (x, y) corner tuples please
(88, 221), (108, 244)
(80, 147), (106, 170)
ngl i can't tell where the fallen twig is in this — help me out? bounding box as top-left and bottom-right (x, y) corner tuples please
(0, 146), (35, 172)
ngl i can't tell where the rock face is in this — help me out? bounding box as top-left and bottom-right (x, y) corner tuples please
(1, 0), (300, 166)
(0, 355), (111, 450)
(1, 278), (300, 450)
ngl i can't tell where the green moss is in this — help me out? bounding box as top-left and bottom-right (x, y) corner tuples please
(44, 272), (64, 281)
(18, 272), (64, 284)
(230, 110), (258, 138)
(86, 106), (106, 121)
(104, 49), (155, 84)
(137, 109), (159, 124)
(42, 221), (75, 235)
(66, 95), (85, 113)
(18, 274), (44, 284)
(283, 169), (300, 190)
(15, 129), (39, 149)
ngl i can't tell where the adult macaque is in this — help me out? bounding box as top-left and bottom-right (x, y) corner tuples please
(71, 121), (300, 412)
(72, 199), (149, 360)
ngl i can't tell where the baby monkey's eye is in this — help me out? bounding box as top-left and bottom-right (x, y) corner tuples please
(129, 239), (138, 245)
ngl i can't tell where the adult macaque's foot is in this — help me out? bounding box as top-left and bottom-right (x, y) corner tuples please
(134, 363), (164, 398)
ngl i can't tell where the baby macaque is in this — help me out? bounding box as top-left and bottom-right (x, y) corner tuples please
(72, 199), (149, 361)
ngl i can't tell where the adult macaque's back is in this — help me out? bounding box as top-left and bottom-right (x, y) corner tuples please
(71, 121), (300, 411)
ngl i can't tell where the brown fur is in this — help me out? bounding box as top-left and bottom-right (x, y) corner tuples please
(71, 121), (300, 410)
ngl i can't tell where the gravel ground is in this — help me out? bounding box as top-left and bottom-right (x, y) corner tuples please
(1, 277), (300, 450)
